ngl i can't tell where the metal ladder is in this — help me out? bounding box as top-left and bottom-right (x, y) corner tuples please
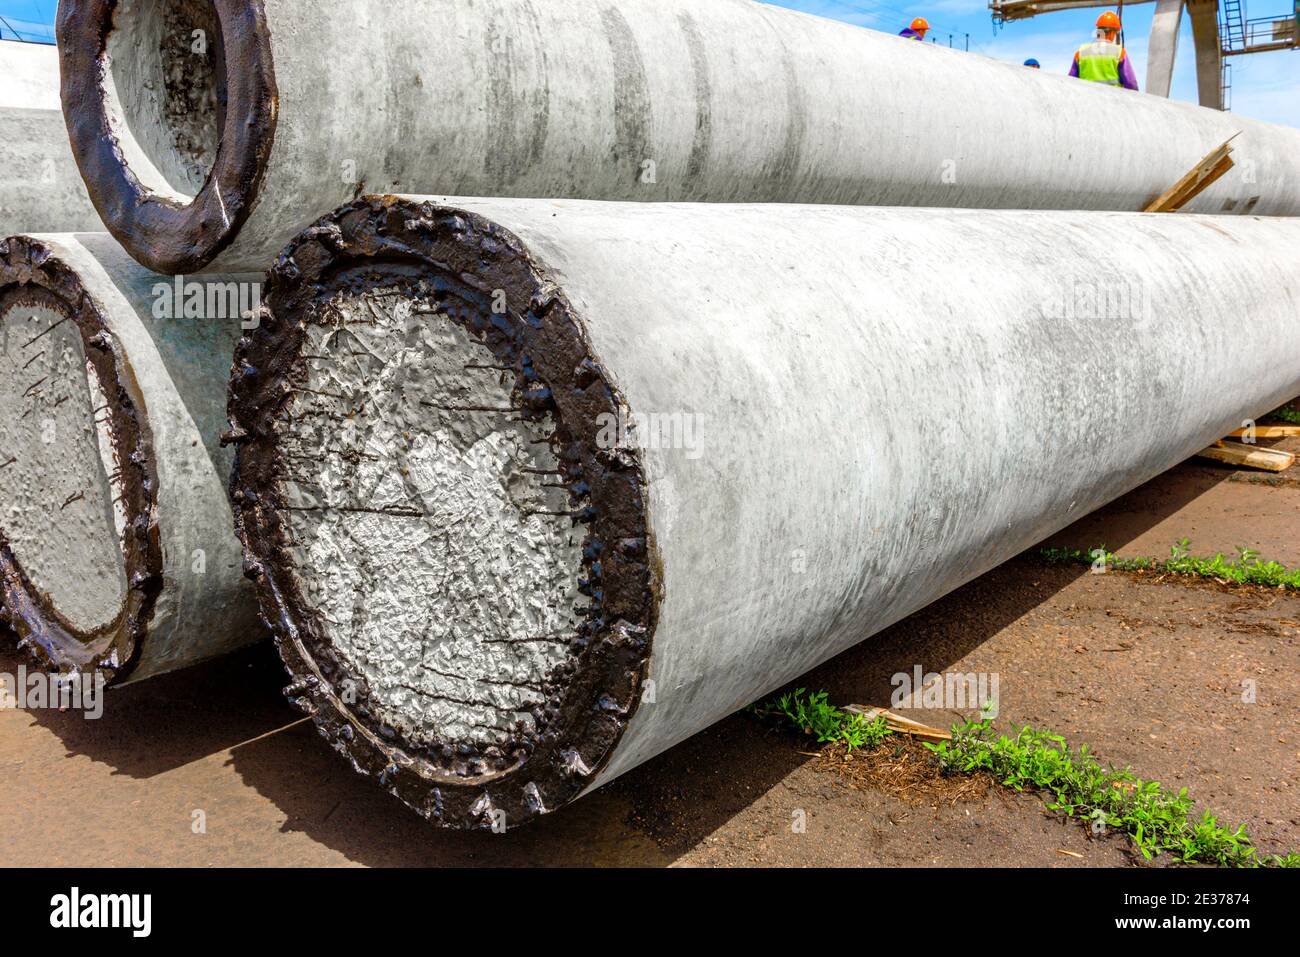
(1220, 0), (1249, 52)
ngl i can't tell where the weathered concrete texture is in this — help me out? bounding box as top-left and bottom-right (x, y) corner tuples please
(0, 298), (127, 636)
(1187, 0), (1224, 110)
(60, 0), (1300, 274)
(0, 42), (102, 233)
(280, 289), (584, 751)
(0, 39), (63, 109)
(1146, 0), (1184, 99)
(0, 233), (265, 684)
(228, 196), (1300, 829)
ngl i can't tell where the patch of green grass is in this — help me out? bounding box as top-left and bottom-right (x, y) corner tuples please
(750, 689), (1299, 868)
(928, 718), (1297, 868)
(1270, 403), (1300, 425)
(748, 688), (892, 754)
(1040, 538), (1300, 590)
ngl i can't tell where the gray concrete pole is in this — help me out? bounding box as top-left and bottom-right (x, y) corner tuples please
(0, 42), (102, 233)
(227, 195), (1300, 829)
(1187, 0), (1224, 109)
(59, 0), (1300, 274)
(0, 233), (265, 685)
(1146, 0), (1184, 98)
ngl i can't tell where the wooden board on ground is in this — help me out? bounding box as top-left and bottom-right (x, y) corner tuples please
(845, 705), (953, 742)
(1197, 440), (1295, 472)
(1229, 425), (1300, 439)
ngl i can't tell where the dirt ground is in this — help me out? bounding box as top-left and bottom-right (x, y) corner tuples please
(2, 429), (1297, 867)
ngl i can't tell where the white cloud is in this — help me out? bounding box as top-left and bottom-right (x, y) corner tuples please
(972, 28), (1087, 72)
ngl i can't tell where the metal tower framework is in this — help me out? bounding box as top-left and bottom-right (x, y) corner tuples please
(989, 0), (1298, 109)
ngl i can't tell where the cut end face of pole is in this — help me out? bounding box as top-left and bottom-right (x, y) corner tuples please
(58, 0), (277, 273)
(0, 236), (160, 683)
(231, 196), (1300, 830)
(228, 198), (658, 829)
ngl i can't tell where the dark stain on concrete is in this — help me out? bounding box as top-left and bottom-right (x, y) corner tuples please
(519, 0), (552, 171)
(599, 6), (653, 188)
(381, 48), (424, 185)
(742, 8), (808, 199)
(677, 11), (713, 191)
(767, 46), (808, 197)
(483, 1), (552, 190)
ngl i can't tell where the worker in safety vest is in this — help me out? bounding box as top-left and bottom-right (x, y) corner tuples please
(1069, 11), (1139, 90)
(899, 17), (929, 41)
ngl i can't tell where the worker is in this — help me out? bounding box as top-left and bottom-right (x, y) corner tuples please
(1069, 11), (1139, 90)
(899, 17), (929, 41)
(1024, 58), (1040, 68)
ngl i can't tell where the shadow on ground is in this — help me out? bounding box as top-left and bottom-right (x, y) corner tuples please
(3, 457), (1244, 864)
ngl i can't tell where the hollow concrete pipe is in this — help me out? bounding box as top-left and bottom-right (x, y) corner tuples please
(226, 195), (1300, 829)
(0, 233), (264, 684)
(0, 41), (101, 233)
(59, 0), (1300, 275)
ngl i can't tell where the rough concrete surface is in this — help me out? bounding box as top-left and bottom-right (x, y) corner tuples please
(3, 443), (1296, 866)
(59, 0), (1300, 272)
(0, 298), (127, 635)
(229, 196), (1300, 828)
(279, 289), (584, 751)
(0, 233), (264, 683)
(0, 41), (102, 233)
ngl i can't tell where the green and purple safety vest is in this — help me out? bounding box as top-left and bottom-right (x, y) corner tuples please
(1076, 39), (1124, 85)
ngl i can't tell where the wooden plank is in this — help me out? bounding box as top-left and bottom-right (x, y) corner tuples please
(1197, 441), (1295, 472)
(1147, 153), (1235, 213)
(1145, 145), (1234, 212)
(845, 705), (953, 742)
(1144, 134), (1240, 213)
(1228, 425), (1300, 439)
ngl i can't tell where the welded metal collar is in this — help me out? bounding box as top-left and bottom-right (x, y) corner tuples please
(57, 0), (278, 273)
(227, 197), (661, 828)
(0, 236), (163, 685)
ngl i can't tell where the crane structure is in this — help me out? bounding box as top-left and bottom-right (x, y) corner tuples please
(989, 0), (1298, 109)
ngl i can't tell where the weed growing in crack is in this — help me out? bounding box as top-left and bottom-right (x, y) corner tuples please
(1271, 403), (1300, 425)
(928, 718), (1298, 868)
(750, 690), (1300, 868)
(748, 688), (891, 754)
(1040, 540), (1300, 590)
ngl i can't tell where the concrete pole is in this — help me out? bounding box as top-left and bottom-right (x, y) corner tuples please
(0, 42), (102, 233)
(1187, 0), (1225, 109)
(227, 195), (1300, 829)
(59, 0), (1300, 274)
(0, 233), (265, 685)
(1146, 0), (1184, 98)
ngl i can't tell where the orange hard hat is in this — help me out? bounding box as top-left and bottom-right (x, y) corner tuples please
(1096, 10), (1121, 30)
(911, 17), (930, 32)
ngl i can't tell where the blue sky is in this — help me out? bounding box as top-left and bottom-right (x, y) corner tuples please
(2, 0), (1294, 125)
(767, 0), (1298, 126)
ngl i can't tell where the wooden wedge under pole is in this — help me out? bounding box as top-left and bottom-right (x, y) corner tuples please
(845, 705), (953, 742)
(1143, 134), (1240, 213)
(1228, 425), (1300, 439)
(1197, 439), (1295, 472)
